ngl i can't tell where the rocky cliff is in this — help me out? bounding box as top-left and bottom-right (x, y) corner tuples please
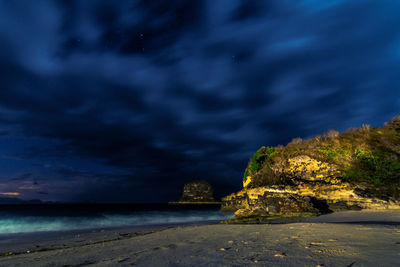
(222, 116), (400, 219)
(171, 180), (220, 204)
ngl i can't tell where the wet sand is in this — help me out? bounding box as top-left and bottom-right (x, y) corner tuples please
(1, 210), (400, 266)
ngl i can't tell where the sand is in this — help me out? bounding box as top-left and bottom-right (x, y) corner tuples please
(1, 210), (400, 266)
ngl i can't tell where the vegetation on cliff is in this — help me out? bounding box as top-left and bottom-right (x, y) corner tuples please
(242, 116), (400, 199)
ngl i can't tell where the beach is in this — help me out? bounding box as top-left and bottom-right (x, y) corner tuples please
(1, 210), (400, 266)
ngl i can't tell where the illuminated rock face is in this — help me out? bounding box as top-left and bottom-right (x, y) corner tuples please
(222, 155), (400, 217)
(223, 117), (400, 218)
(179, 181), (218, 203)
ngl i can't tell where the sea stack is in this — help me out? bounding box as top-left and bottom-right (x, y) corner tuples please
(171, 180), (220, 204)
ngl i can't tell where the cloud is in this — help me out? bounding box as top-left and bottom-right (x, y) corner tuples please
(0, 192), (20, 196)
(0, 0), (399, 201)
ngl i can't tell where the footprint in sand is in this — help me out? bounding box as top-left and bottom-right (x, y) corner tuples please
(310, 242), (324, 246)
(167, 244), (177, 249)
(313, 248), (346, 255)
(156, 244), (178, 250)
(117, 257), (129, 263)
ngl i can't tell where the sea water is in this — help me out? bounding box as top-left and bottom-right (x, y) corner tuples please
(0, 204), (234, 234)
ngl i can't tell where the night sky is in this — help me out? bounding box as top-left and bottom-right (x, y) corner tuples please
(0, 0), (399, 203)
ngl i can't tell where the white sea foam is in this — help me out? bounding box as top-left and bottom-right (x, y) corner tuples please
(0, 210), (234, 234)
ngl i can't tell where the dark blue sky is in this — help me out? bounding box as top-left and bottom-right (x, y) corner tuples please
(0, 0), (399, 202)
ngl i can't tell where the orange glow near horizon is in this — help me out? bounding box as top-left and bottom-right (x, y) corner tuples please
(0, 192), (20, 196)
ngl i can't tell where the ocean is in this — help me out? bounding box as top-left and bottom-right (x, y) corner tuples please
(0, 204), (234, 234)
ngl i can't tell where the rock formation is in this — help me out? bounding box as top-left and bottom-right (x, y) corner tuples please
(172, 180), (220, 204)
(222, 116), (400, 218)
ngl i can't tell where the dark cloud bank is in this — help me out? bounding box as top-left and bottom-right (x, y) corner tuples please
(0, 0), (399, 202)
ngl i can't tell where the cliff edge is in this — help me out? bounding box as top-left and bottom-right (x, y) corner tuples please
(222, 116), (400, 219)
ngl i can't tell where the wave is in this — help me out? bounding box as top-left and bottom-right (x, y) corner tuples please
(0, 210), (233, 234)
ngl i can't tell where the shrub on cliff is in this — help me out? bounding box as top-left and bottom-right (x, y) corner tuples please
(243, 146), (275, 178)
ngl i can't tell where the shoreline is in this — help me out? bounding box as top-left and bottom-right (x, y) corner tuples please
(1, 210), (400, 266)
(0, 219), (223, 256)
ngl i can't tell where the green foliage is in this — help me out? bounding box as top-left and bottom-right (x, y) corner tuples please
(316, 141), (353, 165)
(250, 161), (260, 173)
(319, 147), (338, 160)
(243, 170), (250, 180)
(243, 146), (275, 178)
(264, 146), (275, 159)
(354, 148), (370, 158)
(389, 161), (400, 171)
(346, 148), (400, 185)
